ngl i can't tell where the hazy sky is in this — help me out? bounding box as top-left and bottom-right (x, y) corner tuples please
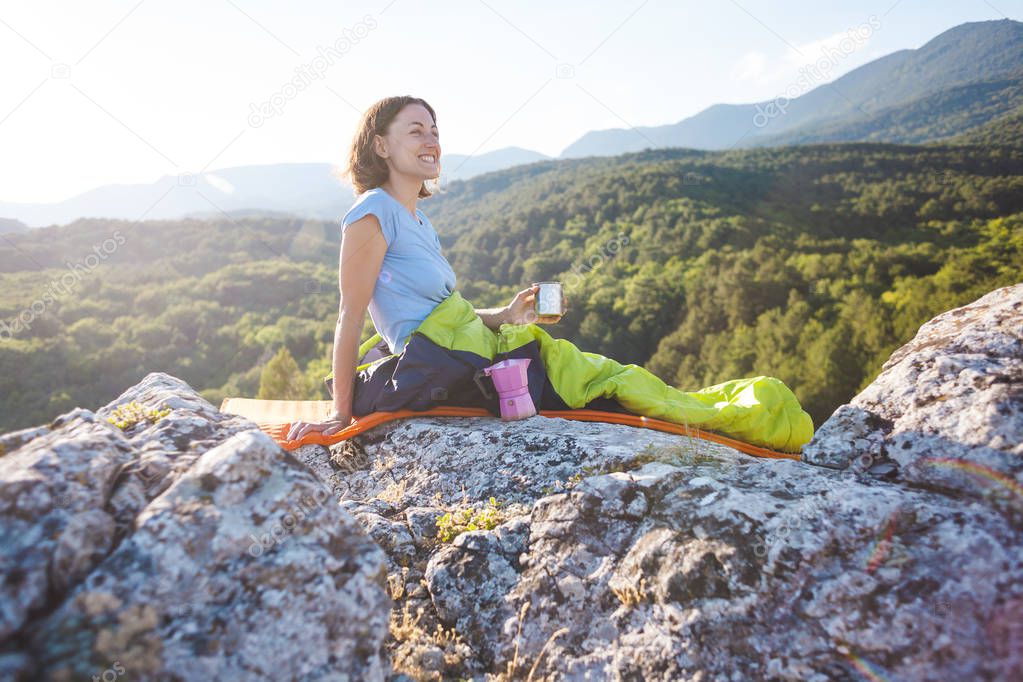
(1, 0), (1019, 203)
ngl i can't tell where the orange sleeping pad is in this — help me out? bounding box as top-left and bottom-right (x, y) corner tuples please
(220, 398), (800, 461)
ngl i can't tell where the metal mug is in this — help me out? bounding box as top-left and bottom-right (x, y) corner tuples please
(532, 281), (564, 324)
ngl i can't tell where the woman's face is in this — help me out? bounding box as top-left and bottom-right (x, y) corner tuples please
(375, 103), (441, 180)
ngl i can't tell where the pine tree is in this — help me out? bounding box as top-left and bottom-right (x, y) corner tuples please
(257, 346), (309, 399)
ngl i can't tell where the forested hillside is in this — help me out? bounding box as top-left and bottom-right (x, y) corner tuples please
(951, 104), (1023, 147)
(1, 142), (1021, 433)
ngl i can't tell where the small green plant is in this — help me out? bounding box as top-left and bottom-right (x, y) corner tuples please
(106, 401), (171, 430)
(435, 497), (503, 543)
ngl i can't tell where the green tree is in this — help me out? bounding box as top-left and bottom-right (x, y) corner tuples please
(257, 346), (311, 399)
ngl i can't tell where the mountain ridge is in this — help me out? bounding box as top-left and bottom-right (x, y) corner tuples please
(561, 18), (1023, 156)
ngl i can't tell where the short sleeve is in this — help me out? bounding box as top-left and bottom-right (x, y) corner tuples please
(340, 192), (397, 247)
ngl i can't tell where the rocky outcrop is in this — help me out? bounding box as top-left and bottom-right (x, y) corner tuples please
(803, 283), (1022, 511)
(1, 283), (1021, 681)
(307, 284), (1020, 681)
(0, 375), (390, 681)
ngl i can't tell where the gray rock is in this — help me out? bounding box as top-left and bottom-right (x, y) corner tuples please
(420, 453), (1021, 681)
(424, 533), (519, 668)
(358, 511), (417, 569)
(404, 506), (444, 546)
(329, 414), (740, 513)
(1, 372), (390, 681)
(333, 286), (1022, 681)
(0, 408), (135, 640)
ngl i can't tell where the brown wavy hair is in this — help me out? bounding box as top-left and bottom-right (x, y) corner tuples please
(336, 96), (439, 198)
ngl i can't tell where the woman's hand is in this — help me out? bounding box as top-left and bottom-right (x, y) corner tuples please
(504, 284), (569, 325)
(286, 408), (352, 441)
(504, 285), (541, 325)
(476, 285), (569, 329)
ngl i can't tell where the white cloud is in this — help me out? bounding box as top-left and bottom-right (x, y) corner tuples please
(204, 173), (235, 195)
(730, 51), (770, 83)
(784, 25), (876, 71)
(728, 20), (879, 100)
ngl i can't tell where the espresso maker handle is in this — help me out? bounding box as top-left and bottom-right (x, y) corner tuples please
(473, 369), (493, 400)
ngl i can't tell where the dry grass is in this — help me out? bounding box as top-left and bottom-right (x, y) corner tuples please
(611, 577), (649, 608)
(388, 601), (470, 682)
(387, 567), (409, 601)
(389, 602), (427, 643)
(630, 434), (721, 469)
(375, 477), (408, 505)
(491, 601), (568, 682)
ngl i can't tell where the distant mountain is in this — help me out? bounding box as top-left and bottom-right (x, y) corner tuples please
(561, 19), (1023, 157)
(0, 218), (28, 234)
(0, 163), (354, 229)
(753, 69), (1023, 147)
(438, 146), (551, 184)
(0, 147), (551, 229)
(559, 102), (761, 157)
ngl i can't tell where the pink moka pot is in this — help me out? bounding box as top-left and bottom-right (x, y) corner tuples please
(474, 358), (537, 421)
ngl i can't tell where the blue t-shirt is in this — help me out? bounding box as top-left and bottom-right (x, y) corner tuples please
(340, 187), (457, 354)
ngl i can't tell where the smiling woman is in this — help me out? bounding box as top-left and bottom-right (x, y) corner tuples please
(337, 96), (442, 199)
(285, 95), (538, 440)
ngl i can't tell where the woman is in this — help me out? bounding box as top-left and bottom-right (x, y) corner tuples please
(287, 96), (538, 440)
(287, 96), (814, 453)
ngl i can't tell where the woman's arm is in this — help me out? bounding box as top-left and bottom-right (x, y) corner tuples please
(330, 310), (364, 418)
(475, 285), (541, 331)
(332, 216), (388, 416)
(287, 215), (387, 441)
(475, 305), (511, 331)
